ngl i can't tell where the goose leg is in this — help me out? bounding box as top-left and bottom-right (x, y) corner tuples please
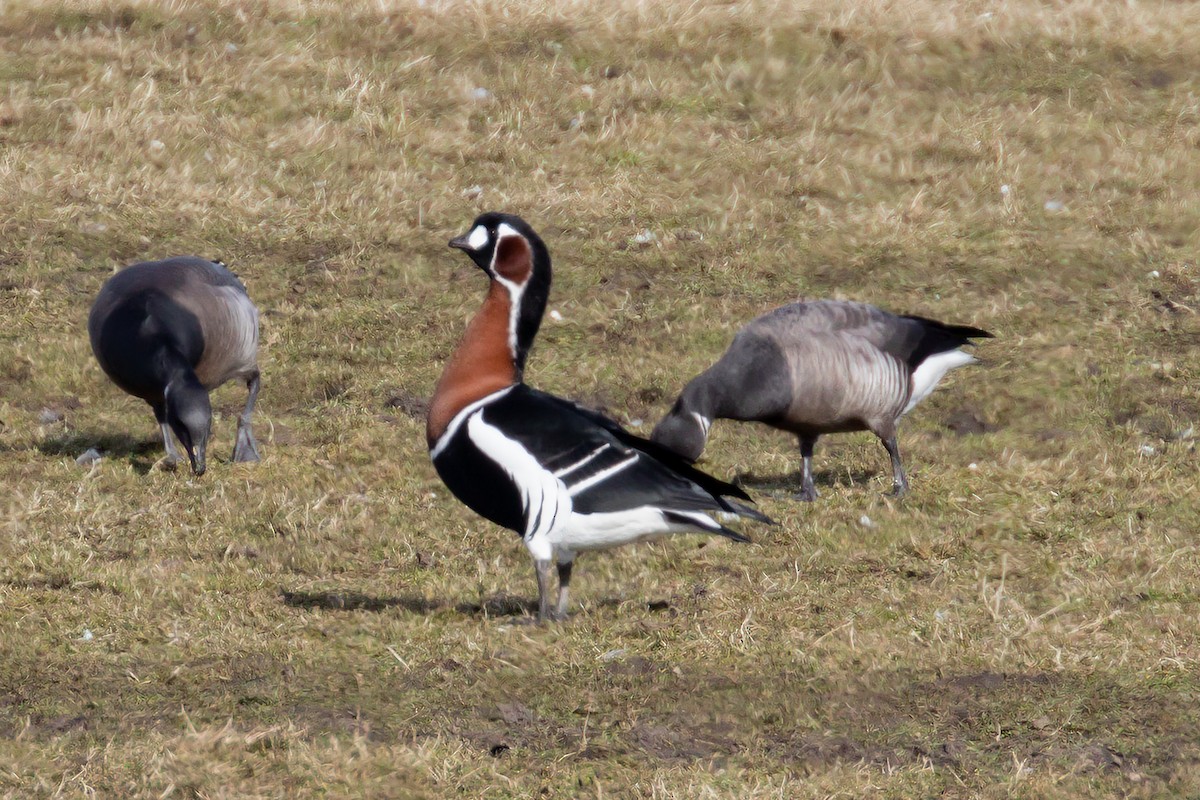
(881, 433), (909, 497)
(534, 558), (555, 623)
(232, 371), (261, 463)
(795, 435), (820, 502)
(554, 554), (575, 621)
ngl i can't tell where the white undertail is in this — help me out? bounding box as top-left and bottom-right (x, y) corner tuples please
(904, 349), (976, 415)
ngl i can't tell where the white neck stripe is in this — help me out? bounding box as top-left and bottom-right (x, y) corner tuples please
(429, 385), (516, 458)
(489, 230), (529, 363)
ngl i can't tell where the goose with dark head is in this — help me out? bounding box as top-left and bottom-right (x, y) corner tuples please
(652, 300), (993, 501)
(88, 256), (263, 475)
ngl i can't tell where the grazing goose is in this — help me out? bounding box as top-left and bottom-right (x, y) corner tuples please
(428, 212), (772, 623)
(88, 256), (262, 475)
(651, 300), (992, 500)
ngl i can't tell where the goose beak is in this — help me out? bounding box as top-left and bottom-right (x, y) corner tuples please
(187, 445), (207, 476)
(448, 233), (472, 250)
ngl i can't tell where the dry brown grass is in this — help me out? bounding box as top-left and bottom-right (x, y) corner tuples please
(1, 0), (1200, 796)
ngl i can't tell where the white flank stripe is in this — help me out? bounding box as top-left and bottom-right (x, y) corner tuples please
(429, 385), (516, 459)
(466, 412), (570, 540)
(904, 349), (976, 414)
(553, 444), (612, 478)
(692, 413), (711, 437)
(567, 452), (639, 496)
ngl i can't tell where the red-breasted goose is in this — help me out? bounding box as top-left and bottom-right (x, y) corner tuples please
(651, 300), (992, 501)
(88, 256), (262, 475)
(428, 212), (772, 623)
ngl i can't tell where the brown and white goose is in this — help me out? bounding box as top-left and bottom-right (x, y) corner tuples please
(88, 256), (262, 475)
(651, 300), (992, 501)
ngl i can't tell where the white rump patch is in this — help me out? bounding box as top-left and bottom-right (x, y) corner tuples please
(466, 225), (489, 250)
(554, 506), (716, 552)
(905, 349), (976, 414)
(219, 286), (259, 367)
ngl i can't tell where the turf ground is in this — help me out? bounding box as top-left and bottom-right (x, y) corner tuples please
(1, 0), (1199, 796)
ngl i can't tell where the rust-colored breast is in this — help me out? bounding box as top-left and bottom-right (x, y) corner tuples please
(426, 282), (518, 446)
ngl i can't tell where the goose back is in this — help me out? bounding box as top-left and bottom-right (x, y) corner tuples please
(696, 300), (987, 434)
(89, 257), (258, 397)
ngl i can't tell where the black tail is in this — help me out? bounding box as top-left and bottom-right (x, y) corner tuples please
(720, 498), (777, 526)
(663, 511), (753, 543)
(902, 315), (993, 368)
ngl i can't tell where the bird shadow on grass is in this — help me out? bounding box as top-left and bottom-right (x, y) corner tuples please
(26, 431), (163, 475)
(281, 589), (537, 618)
(280, 589), (672, 621)
(735, 468), (881, 496)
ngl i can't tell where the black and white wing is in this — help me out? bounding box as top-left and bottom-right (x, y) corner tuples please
(469, 386), (768, 538)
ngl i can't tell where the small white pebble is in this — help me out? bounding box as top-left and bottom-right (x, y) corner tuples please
(599, 648), (628, 661)
(968, 462), (978, 471)
(1044, 199), (1065, 212)
(224, 42), (238, 55)
(425, 492), (437, 499)
(859, 515), (874, 528)
(461, 185), (483, 199)
(632, 230), (657, 245)
(1139, 444), (1157, 456)
(471, 87), (492, 101)
(628, 418), (644, 428)
(581, 84), (595, 98)
(549, 309), (563, 322)
(79, 629), (94, 642)
(148, 139), (165, 153)
(76, 448), (102, 466)
(1149, 270), (1160, 278)
(999, 184), (1010, 196)
(978, 11), (994, 20)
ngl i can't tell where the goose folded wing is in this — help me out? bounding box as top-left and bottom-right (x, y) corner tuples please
(479, 388), (745, 517)
(527, 390), (757, 505)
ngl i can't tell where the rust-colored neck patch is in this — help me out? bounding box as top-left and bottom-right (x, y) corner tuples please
(426, 281), (518, 446)
(493, 234), (532, 285)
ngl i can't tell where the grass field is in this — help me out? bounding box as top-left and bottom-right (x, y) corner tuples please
(2, 0), (1200, 796)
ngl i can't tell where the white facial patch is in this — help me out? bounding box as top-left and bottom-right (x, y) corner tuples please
(496, 222), (520, 241)
(466, 225), (489, 251)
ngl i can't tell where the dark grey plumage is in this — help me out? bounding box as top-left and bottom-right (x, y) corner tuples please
(88, 257), (262, 474)
(651, 300), (992, 500)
